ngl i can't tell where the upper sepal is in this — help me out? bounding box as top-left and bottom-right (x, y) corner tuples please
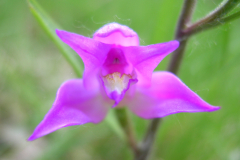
(93, 23), (139, 46)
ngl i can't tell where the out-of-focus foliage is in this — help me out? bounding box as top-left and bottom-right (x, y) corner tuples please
(0, 0), (240, 160)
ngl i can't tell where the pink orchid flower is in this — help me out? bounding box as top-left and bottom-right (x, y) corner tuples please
(28, 23), (220, 141)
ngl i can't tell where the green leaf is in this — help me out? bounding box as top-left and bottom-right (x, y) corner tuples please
(27, 0), (83, 77)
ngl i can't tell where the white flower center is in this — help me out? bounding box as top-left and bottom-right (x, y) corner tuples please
(102, 72), (132, 94)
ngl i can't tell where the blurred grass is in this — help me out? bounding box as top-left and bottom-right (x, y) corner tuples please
(0, 0), (240, 160)
(27, 0), (83, 78)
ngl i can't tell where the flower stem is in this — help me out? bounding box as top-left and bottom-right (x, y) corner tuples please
(27, 0), (83, 78)
(135, 1), (197, 160)
(114, 108), (138, 156)
(134, 119), (162, 160)
(184, 10), (240, 38)
(181, 0), (240, 40)
(189, 0), (239, 27)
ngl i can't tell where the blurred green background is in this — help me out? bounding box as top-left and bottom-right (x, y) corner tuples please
(1, 0), (240, 159)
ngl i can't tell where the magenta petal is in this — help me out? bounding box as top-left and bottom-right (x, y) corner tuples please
(28, 79), (109, 141)
(128, 72), (220, 119)
(93, 23), (139, 46)
(123, 41), (179, 86)
(56, 29), (112, 89)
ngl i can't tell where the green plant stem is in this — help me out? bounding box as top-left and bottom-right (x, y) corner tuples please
(115, 108), (138, 156)
(188, 0), (239, 27)
(134, 119), (162, 160)
(180, 0), (240, 39)
(27, 0), (83, 77)
(184, 10), (240, 38)
(167, 0), (197, 73)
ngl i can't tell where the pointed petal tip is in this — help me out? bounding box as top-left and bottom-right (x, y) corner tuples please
(55, 29), (67, 38)
(172, 40), (180, 47)
(165, 40), (179, 51)
(27, 137), (35, 141)
(55, 29), (62, 34)
(27, 134), (38, 141)
(112, 102), (118, 108)
(27, 128), (49, 141)
(55, 29), (65, 40)
(208, 106), (221, 112)
(27, 137), (33, 141)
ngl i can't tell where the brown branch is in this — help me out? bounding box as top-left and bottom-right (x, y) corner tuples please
(184, 10), (240, 38)
(134, 1), (197, 160)
(186, 0), (239, 31)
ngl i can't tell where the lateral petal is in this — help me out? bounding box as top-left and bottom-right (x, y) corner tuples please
(128, 71), (220, 119)
(123, 41), (179, 86)
(28, 79), (110, 141)
(56, 29), (112, 89)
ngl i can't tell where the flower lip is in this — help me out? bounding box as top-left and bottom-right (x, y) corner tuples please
(101, 72), (138, 107)
(93, 22), (139, 46)
(103, 72), (132, 94)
